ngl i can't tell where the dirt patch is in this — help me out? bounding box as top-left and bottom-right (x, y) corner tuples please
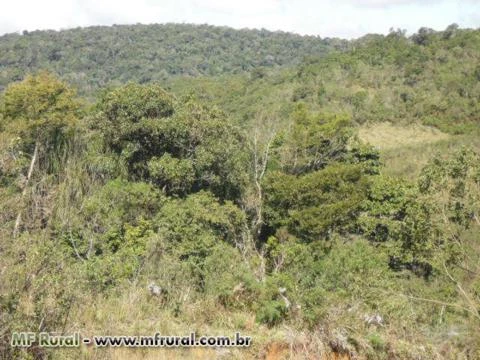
(323, 353), (352, 360)
(265, 341), (290, 360)
(262, 341), (352, 360)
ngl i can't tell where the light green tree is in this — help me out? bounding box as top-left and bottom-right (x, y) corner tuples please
(1, 72), (79, 237)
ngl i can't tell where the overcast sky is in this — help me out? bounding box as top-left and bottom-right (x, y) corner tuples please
(0, 0), (479, 39)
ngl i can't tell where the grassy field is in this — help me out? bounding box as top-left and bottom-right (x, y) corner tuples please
(358, 122), (480, 180)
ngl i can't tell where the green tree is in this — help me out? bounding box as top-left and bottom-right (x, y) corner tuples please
(359, 175), (437, 275)
(1, 72), (79, 237)
(277, 105), (353, 175)
(97, 85), (248, 199)
(262, 107), (376, 242)
(264, 163), (369, 241)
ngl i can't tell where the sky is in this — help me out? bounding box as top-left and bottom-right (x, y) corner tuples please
(0, 0), (479, 39)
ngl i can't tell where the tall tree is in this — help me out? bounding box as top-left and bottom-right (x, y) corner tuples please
(97, 85), (248, 200)
(1, 72), (79, 237)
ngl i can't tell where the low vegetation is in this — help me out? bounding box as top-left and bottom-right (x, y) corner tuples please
(0, 24), (479, 359)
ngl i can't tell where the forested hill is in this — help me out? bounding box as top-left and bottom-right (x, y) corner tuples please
(169, 26), (480, 134)
(0, 23), (346, 93)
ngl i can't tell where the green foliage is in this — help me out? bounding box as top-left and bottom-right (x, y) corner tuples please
(82, 179), (164, 231)
(84, 219), (154, 288)
(259, 238), (396, 326)
(56, 180), (162, 288)
(152, 191), (247, 288)
(261, 107), (377, 241)
(96, 83), (175, 179)
(419, 147), (480, 227)
(367, 333), (386, 351)
(1, 24), (480, 360)
(203, 243), (260, 308)
(359, 175), (441, 272)
(97, 85), (248, 199)
(313, 239), (392, 302)
(99, 82), (174, 124)
(346, 142), (381, 175)
(0, 234), (84, 359)
(255, 300), (288, 326)
(0, 24), (345, 93)
(277, 105), (353, 174)
(1, 72), (80, 175)
(359, 176), (422, 242)
(171, 26), (480, 134)
(1, 71), (79, 139)
(264, 164), (370, 240)
(148, 154), (195, 194)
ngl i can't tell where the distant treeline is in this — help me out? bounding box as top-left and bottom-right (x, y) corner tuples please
(168, 25), (480, 134)
(0, 23), (347, 93)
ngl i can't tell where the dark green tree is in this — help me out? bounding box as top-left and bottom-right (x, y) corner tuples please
(97, 84), (248, 200)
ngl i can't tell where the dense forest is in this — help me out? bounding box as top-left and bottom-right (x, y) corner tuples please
(168, 25), (480, 135)
(0, 23), (346, 93)
(0, 24), (479, 360)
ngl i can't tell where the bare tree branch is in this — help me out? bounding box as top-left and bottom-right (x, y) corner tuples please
(13, 141), (39, 238)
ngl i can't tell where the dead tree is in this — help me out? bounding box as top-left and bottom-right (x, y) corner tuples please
(13, 141), (39, 238)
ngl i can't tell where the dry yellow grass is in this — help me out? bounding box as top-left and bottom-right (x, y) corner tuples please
(50, 286), (348, 359)
(357, 122), (454, 180)
(358, 122), (449, 150)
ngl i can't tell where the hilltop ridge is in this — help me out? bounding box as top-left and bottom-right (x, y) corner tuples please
(0, 23), (347, 92)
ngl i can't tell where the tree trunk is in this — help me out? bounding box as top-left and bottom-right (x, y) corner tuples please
(252, 132), (275, 238)
(13, 141), (39, 238)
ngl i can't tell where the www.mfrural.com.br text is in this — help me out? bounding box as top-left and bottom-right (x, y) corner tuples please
(11, 332), (252, 348)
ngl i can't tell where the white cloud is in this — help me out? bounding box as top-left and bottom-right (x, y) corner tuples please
(192, 0), (282, 14)
(338, 0), (439, 7)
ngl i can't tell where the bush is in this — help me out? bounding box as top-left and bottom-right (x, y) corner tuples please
(256, 300), (288, 326)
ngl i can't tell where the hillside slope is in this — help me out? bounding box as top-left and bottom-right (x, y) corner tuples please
(168, 26), (480, 134)
(0, 23), (346, 93)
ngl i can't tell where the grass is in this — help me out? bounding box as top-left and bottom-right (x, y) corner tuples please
(51, 284), (286, 360)
(357, 122), (450, 151)
(358, 123), (480, 180)
(44, 271), (473, 360)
